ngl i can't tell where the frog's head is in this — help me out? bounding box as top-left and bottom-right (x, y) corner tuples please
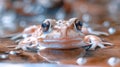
(38, 18), (86, 49)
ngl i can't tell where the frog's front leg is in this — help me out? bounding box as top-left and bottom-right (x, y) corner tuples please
(88, 28), (109, 36)
(15, 37), (40, 51)
(81, 27), (109, 36)
(83, 35), (113, 50)
(11, 25), (40, 41)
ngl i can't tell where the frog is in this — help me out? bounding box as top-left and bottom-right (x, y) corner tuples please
(15, 18), (112, 51)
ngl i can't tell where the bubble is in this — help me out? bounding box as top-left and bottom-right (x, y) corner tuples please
(108, 27), (116, 34)
(108, 57), (120, 66)
(82, 14), (91, 22)
(37, 0), (53, 8)
(76, 57), (87, 65)
(19, 20), (27, 28)
(23, 4), (34, 14)
(55, 8), (66, 20)
(9, 51), (17, 55)
(103, 21), (110, 27)
(0, 54), (8, 59)
(107, 0), (120, 22)
(1, 12), (17, 31)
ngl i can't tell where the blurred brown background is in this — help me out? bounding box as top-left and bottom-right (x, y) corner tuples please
(0, 0), (120, 36)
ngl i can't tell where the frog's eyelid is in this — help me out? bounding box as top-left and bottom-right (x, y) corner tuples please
(68, 18), (78, 25)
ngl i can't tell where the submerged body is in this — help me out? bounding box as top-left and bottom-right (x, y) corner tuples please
(16, 18), (112, 51)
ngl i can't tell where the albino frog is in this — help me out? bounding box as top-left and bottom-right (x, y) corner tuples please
(15, 18), (112, 51)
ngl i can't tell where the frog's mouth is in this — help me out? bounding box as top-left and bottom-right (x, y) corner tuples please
(39, 37), (87, 49)
(43, 38), (82, 42)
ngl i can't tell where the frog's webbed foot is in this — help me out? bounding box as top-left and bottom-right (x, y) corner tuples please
(89, 42), (113, 50)
(83, 35), (113, 50)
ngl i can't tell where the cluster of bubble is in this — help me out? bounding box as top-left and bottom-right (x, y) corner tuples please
(76, 57), (120, 66)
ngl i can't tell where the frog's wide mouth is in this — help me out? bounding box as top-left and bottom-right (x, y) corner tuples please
(39, 37), (87, 49)
(43, 38), (82, 42)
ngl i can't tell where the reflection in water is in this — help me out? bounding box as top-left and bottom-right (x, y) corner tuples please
(38, 48), (85, 64)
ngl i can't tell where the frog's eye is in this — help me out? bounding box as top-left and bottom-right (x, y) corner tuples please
(42, 21), (50, 32)
(68, 18), (83, 31)
(42, 19), (56, 32)
(75, 20), (83, 31)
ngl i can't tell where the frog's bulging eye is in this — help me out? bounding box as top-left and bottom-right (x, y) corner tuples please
(75, 20), (83, 31)
(42, 21), (50, 32)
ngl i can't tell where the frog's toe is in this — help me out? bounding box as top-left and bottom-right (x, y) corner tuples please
(98, 43), (106, 48)
(82, 45), (92, 50)
(89, 42), (112, 50)
(15, 44), (28, 50)
(102, 42), (113, 46)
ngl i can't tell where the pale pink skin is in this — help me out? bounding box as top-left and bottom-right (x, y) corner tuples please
(16, 18), (112, 50)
